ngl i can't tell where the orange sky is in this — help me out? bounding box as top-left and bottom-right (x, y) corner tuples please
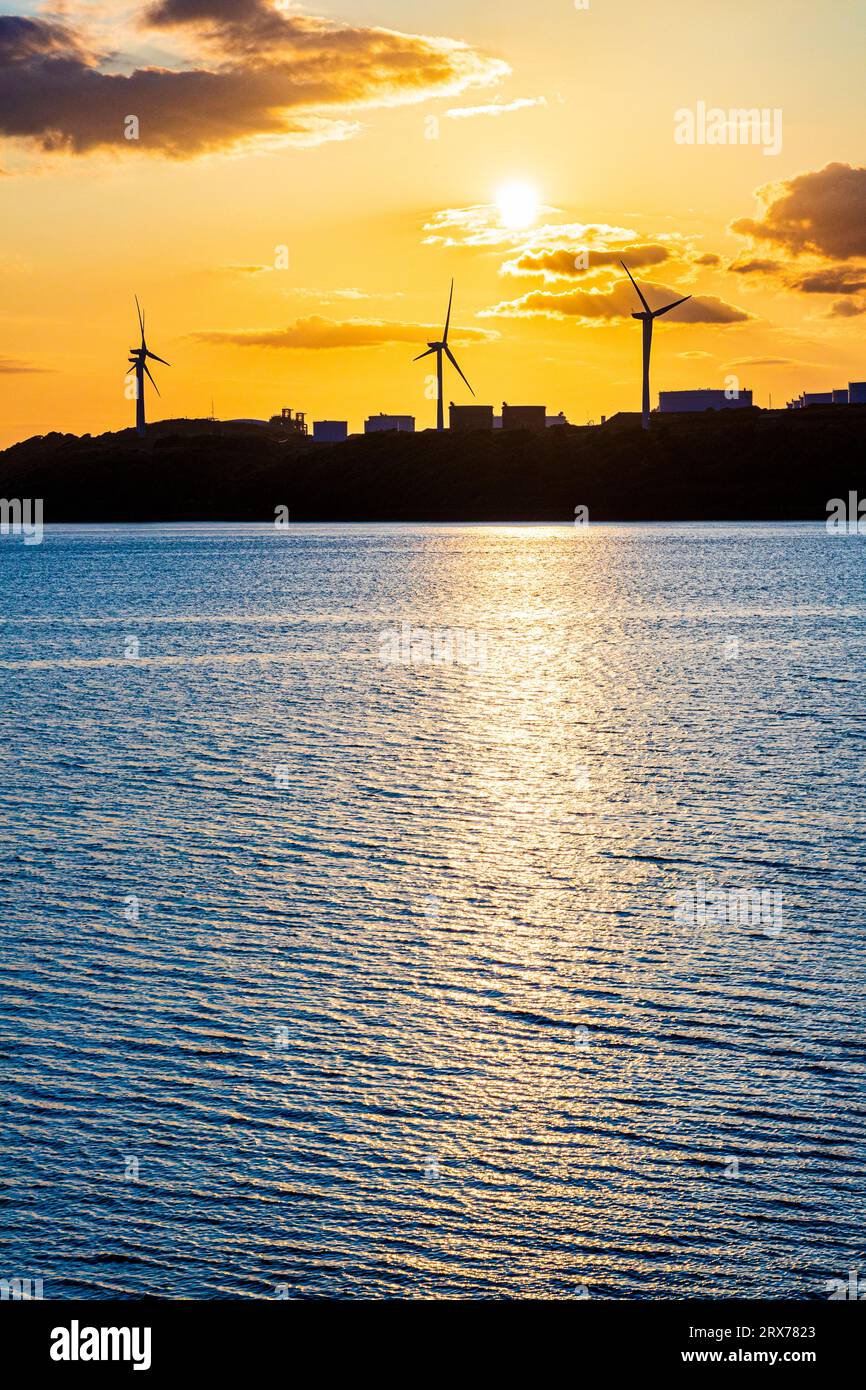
(1, 0), (865, 445)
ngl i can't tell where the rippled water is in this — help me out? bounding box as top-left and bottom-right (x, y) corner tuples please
(1, 522), (865, 1299)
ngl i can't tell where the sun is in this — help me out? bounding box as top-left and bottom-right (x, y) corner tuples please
(496, 180), (540, 230)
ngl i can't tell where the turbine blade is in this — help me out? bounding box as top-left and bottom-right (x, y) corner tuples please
(143, 362), (160, 396)
(146, 351), (170, 366)
(413, 346), (437, 361)
(620, 260), (651, 314)
(135, 294), (145, 343)
(445, 344), (474, 395)
(443, 278), (454, 343)
(652, 294), (692, 319)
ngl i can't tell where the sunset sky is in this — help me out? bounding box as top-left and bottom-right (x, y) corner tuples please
(1, 0), (865, 445)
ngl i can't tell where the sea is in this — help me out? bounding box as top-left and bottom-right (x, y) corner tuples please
(1, 522), (864, 1299)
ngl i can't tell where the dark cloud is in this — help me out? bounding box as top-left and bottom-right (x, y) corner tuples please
(0, 9), (505, 158)
(729, 258), (783, 275)
(146, 0), (314, 50)
(731, 163), (866, 260)
(192, 317), (496, 349)
(792, 268), (866, 295)
(828, 299), (865, 319)
(147, 0), (277, 29)
(693, 253), (721, 267)
(728, 254), (866, 298)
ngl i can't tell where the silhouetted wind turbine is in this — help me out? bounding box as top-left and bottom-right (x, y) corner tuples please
(127, 296), (170, 437)
(621, 261), (691, 430)
(413, 279), (474, 431)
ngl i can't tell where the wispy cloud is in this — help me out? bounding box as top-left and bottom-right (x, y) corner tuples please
(191, 316), (497, 350)
(729, 258), (783, 276)
(289, 288), (406, 303)
(445, 96), (547, 120)
(0, 356), (51, 373)
(723, 356), (801, 368)
(422, 204), (571, 249)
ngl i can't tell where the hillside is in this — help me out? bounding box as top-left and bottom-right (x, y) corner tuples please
(1, 407), (863, 522)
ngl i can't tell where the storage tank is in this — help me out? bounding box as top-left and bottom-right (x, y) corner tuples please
(365, 414), (414, 434)
(313, 420), (348, 443)
(501, 403), (546, 432)
(449, 404), (494, 432)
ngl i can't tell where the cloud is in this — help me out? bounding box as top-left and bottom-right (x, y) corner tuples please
(731, 163), (866, 260)
(423, 211), (715, 300)
(828, 299), (865, 318)
(693, 253), (721, 267)
(0, 355), (50, 373)
(729, 258), (783, 276)
(422, 204), (570, 249)
(723, 357), (798, 368)
(191, 316), (497, 349)
(145, 0), (303, 46)
(501, 242), (672, 280)
(219, 264), (280, 276)
(791, 268), (866, 295)
(213, 272), (398, 302)
(728, 252), (866, 299)
(0, 7), (507, 159)
(480, 278), (751, 325)
(290, 287), (405, 302)
(445, 96), (546, 120)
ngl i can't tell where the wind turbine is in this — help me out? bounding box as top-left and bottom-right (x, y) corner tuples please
(413, 279), (474, 431)
(127, 296), (170, 437)
(620, 261), (691, 430)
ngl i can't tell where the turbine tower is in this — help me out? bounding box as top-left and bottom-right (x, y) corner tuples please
(127, 297), (170, 438)
(620, 261), (691, 430)
(413, 279), (474, 431)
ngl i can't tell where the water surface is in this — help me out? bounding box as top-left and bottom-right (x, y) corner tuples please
(1, 523), (864, 1298)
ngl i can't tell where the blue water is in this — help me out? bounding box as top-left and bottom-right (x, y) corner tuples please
(1, 523), (864, 1299)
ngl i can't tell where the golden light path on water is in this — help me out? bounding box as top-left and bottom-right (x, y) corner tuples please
(0, 523), (864, 1297)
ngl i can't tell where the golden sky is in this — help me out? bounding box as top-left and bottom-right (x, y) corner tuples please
(1, 0), (865, 444)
